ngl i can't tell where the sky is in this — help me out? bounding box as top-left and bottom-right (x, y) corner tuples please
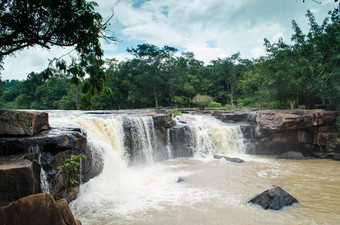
(1, 0), (337, 80)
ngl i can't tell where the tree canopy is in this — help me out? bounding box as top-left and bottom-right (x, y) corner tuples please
(0, 0), (114, 107)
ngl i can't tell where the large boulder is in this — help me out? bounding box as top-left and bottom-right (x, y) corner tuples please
(248, 186), (298, 210)
(0, 193), (81, 225)
(0, 158), (35, 207)
(0, 110), (50, 136)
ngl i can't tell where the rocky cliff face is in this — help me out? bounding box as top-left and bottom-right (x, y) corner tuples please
(254, 110), (340, 159)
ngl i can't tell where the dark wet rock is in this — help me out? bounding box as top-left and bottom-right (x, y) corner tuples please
(169, 125), (194, 158)
(0, 109), (50, 136)
(0, 158), (35, 207)
(0, 127), (87, 156)
(0, 193), (81, 225)
(148, 112), (174, 128)
(248, 186), (298, 210)
(177, 177), (185, 183)
(276, 151), (310, 160)
(213, 155), (244, 163)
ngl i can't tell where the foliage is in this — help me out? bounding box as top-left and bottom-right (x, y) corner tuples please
(208, 101), (222, 108)
(0, 0), (115, 108)
(192, 94), (213, 110)
(58, 154), (86, 185)
(170, 108), (182, 118)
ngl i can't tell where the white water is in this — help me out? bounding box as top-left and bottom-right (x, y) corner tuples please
(124, 116), (156, 164)
(175, 115), (246, 158)
(27, 145), (50, 193)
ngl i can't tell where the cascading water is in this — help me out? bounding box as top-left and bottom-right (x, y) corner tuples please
(170, 115), (246, 158)
(27, 145), (50, 193)
(123, 116), (157, 164)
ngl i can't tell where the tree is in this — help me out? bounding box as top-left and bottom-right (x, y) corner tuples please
(192, 94), (213, 110)
(127, 44), (178, 108)
(0, 0), (115, 108)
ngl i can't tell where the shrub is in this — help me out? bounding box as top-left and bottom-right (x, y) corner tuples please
(209, 101), (222, 108)
(192, 94), (213, 110)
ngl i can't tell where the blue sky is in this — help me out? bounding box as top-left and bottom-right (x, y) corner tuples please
(1, 0), (337, 80)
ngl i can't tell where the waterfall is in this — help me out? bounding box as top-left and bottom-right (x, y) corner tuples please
(170, 115), (246, 158)
(166, 129), (172, 159)
(123, 116), (157, 165)
(27, 145), (50, 193)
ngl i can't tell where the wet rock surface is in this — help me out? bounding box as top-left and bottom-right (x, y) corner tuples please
(248, 186), (298, 210)
(0, 193), (81, 225)
(0, 127), (87, 156)
(213, 155), (245, 163)
(0, 109), (50, 136)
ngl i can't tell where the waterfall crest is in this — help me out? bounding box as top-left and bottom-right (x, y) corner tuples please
(170, 115), (246, 158)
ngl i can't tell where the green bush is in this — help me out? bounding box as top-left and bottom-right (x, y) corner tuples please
(192, 94), (213, 110)
(208, 101), (222, 108)
(170, 108), (182, 118)
(58, 154), (86, 185)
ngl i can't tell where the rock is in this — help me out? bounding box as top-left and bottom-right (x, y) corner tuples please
(276, 151), (310, 160)
(0, 158), (35, 207)
(177, 177), (185, 183)
(248, 186), (298, 210)
(256, 110), (338, 131)
(0, 193), (81, 225)
(213, 155), (244, 163)
(148, 112), (174, 128)
(0, 127), (87, 156)
(0, 109), (50, 136)
(169, 125), (194, 158)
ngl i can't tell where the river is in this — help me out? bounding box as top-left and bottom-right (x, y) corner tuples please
(49, 111), (340, 225)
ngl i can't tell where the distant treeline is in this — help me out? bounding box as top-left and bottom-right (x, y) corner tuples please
(0, 10), (339, 110)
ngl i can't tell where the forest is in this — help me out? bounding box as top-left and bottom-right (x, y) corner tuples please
(0, 10), (339, 110)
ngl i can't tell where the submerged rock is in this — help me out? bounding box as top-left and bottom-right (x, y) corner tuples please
(0, 109), (50, 136)
(276, 151), (310, 160)
(248, 186), (298, 210)
(0, 193), (81, 225)
(213, 155), (245, 163)
(177, 177), (185, 183)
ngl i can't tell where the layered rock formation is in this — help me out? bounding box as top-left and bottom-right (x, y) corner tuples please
(0, 110), (103, 207)
(254, 110), (340, 160)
